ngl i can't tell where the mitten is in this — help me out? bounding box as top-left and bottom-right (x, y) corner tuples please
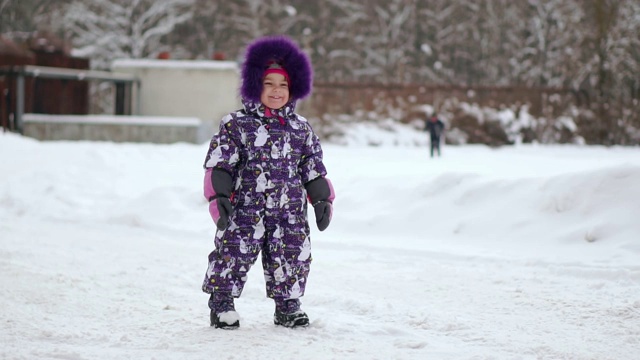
(313, 201), (332, 231)
(204, 168), (234, 230)
(305, 177), (335, 231)
(209, 197), (232, 231)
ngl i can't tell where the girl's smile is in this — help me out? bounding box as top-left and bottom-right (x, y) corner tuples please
(261, 73), (290, 110)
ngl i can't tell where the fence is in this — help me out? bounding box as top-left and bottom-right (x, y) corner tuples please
(301, 82), (578, 122)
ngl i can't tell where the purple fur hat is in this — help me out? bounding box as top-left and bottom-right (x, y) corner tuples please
(240, 35), (313, 102)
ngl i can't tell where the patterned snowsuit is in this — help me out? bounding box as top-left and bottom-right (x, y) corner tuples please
(202, 99), (327, 302)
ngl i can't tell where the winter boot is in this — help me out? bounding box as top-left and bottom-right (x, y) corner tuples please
(209, 293), (240, 329)
(274, 299), (309, 328)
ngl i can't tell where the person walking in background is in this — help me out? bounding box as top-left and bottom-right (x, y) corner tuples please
(201, 35), (335, 329)
(425, 113), (445, 158)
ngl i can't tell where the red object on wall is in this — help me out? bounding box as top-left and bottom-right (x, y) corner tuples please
(212, 52), (226, 61)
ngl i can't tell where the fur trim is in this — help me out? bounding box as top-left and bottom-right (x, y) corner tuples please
(240, 35), (313, 102)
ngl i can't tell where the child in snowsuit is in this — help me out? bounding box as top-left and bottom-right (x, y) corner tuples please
(201, 35), (335, 329)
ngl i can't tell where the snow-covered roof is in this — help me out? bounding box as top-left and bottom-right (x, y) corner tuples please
(111, 58), (237, 70)
(23, 113), (201, 127)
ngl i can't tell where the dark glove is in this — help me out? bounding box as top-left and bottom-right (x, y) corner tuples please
(305, 177), (335, 231)
(205, 168), (234, 230)
(209, 197), (232, 230)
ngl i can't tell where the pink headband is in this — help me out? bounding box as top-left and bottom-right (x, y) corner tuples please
(263, 62), (290, 85)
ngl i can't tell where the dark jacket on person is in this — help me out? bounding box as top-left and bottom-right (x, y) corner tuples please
(426, 118), (445, 141)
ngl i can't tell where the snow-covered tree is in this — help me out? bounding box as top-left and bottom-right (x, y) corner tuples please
(510, 0), (583, 87)
(61, 0), (194, 69)
(170, 0), (307, 62)
(354, 0), (415, 83)
(0, 0), (63, 33)
(296, 0), (369, 83)
(3, 0), (637, 144)
(572, 0), (640, 144)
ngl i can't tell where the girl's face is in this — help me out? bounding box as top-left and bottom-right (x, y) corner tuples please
(260, 73), (290, 110)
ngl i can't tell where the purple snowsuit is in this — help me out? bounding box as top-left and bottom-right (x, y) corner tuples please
(201, 99), (327, 302)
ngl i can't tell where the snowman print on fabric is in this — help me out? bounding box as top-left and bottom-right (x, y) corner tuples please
(231, 281), (241, 297)
(297, 235), (311, 261)
(282, 133), (292, 158)
(273, 224), (283, 240)
(266, 193), (277, 209)
(205, 144), (229, 167)
(228, 149), (240, 165)
(254, 124), (269, 147)
(255, 165), (274, 192)
(279, 183), (290, 209)
(271, 141), (280, 159)
(274, 258), (292, 283)
(239, 234), (259, 255)
(239, 128), (247, 146)
(289, 277), (303, 298)
(252, 213), (265, 240)
(220, 257), (236, 279)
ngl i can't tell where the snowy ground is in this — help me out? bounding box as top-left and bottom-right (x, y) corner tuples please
(1, 130), (640, 360)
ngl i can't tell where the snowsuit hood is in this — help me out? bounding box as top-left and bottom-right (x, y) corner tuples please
(240, 35), (313, 103)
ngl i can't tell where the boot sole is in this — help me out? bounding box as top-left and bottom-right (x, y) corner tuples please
(274, 312), (310, 328)
(274, 320), (309, 328)
(212, 322), (240, 330)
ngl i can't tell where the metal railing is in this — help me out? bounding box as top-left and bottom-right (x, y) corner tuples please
(0, 65), (140, 133)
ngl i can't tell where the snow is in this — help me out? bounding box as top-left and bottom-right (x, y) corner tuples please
(1, 128), (640, 359)
(112, 59), (238, 70)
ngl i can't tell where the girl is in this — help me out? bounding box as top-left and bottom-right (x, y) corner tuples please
(201, 35), (335, 329)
